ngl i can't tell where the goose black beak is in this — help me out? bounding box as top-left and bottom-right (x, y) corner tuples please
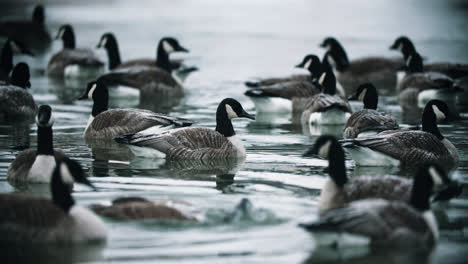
(240, 110), (255, 120)
(303, 147), (318, 157)
(295, 62), (305, 69)
(389, 43), (398, 50)
(77, 93), (88, 100)
(177, 45), (189, 53)
(347, 94), (358, 101)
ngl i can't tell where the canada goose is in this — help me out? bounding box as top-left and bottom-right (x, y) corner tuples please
(320, 37), (404, 95)
(97, 33), (197, 74)
(47, 24), (104, 79)
(244, 55), (325, 113)
(7, 105), (68, 184)
(398, 51), (462, 108)
(78, 80), (192, 140)
(344, 83), (399, 138)
(115, 98), (255, 159)
(0, 62), (37, 122)
(0, 38), (33, 81)
(299, 163), (440, 249)
(304, 135), (461, 212)
(341, 100), (459, 171)
(300, 67), (352, 125)
(0, 5), (52, 53)
(390, 36), (468, 80)
(1, 158), (108, 243)
(91, 197), (195, 221)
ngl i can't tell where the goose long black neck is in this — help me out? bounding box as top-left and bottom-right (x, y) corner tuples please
(156, 42), (171, 73)
(105, 37), (121, 70)
(62, 30), (75, 49)
(328, 141), (347, 187)
(51, 167), (74, 213)
(402, 42), (417, 60)
(92, 87), (109, 117)
(363, 88), (378, 110)
(410, 169), (432, 212)
(331, 48), (349, 72)
(1, 40), (13, 74)
(37, 125), (54, 155)
(322, 68), (337, 95)
(215, 104), (235, 137)
(422, 105), (443, 140)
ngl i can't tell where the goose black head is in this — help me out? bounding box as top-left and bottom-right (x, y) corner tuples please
(10, 62), (31, 89)
(425, 100), (450, 122)
(304, 135), (338, 159)
(159, 37), (189, 54)
(32, 5), (45, 25)
(78, 80), (105, 101)
(295, 54), (322, 77)
(219, 98), (255, 120)
(320, 37), (341, 50)
(97, 32), (117, 49)
(52, 158), (96, 212)
(390, 36), (416, 55)
(36, 105), (54, 127)
(55, 24), (75, 49)
(6, 38), (34, 56)
(348, 83), (378, 110)
(414, 163), (463, 202)
(78, 80), (108, 117)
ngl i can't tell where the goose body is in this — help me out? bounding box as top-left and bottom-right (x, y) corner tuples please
(321, 37), (403, 95)
(1, 158), (107, 243)
(0, 5), (51, 53)
(78, 80), (192, 140)
(342, 100), (459, 171)
(91, 197), (195, 221)
(344, 83), (398, 138)
(47, 25), (104, 79)
(115, 98), (255, 160)
(7, 105), (67, 184)
(0, 63), (37, 122)
(397, 52), (461, 107)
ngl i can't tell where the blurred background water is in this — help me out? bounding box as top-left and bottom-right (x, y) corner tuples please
(0, 0), (468, 263)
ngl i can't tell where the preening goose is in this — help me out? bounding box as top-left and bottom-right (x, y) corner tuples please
(0, 5), (52, 53)
(341, 100), (459, 171)
(78, 80), (192, 140)
(320, 37), (404, 95)
(1, 158), (107, 243)
(47, 24), (104, 79)
(304, 135), (461, 212)
(0, 62), (37, 122)
(7, 105), (68, 184)
(344, 83), (399, 138)
(300, 164), (441, 249)
(115, 98), (255, 160)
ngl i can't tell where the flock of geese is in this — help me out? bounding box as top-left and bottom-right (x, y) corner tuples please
(0, 5), (467, 252)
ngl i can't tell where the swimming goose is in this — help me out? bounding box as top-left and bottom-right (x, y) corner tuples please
(115, 98), (255, 159)
(78, 80), (192, 140)
(1, 158), (107, 243)
(341, 100), (459, 171)
(91, 197), (195, 221)
(344, 83), (399, 138)
(244, 55), (325, 113)
(390, 36), (468, 80)
(320, 37), (404, 95)
(0, 38), (33, 81)
(7, 105), (68, 184)
(300, 67), (352, 125)
(47, 24), (104, 79)
(398, 52), (462, 107)
(304, 135), (461, 212)
(97, 33), (196, 74)
(0, 62), (37, 122)
(299, 163), (440, 249)
(0, 5), (52, 53)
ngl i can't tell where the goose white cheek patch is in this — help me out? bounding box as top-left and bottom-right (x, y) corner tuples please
(225, 105), (238, 119)
(429, 166), (443, 187)
(432, 105), (446, 121)
(318, 72), (327, 85)
(318, 140), (332, 159)
(88, 83), (97, 99)
(98, 37), (107, 47)
(57, 28), (65, 39)
(60, 163), (74, 185)
(358, 88), (367, 101)
(303, 59), (312, 70)
(327, 55), (336, 68)
(163, 41), (175, 53)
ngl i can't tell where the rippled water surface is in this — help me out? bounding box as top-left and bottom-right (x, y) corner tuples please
(1, 0), (468, 263)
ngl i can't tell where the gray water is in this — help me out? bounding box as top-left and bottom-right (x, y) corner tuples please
(1, 0), (468, 263)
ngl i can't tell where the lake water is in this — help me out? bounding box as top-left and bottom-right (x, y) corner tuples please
(1, 0), (468, 263)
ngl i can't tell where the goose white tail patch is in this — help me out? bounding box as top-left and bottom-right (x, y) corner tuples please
(139, 125), (173, 135)
(428, 166), (443, 186)
(249, 97), (292, 113)
(162, 40), (175, 53)
(432, 105), (446, 121)
(225, 104), (238, 119)
(128, 145), (166, 158)
(318, 140), (332, 159)
(308, 109), (350, 125)
(60, 162), (74, 185)
(346, 146), (400, 167)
